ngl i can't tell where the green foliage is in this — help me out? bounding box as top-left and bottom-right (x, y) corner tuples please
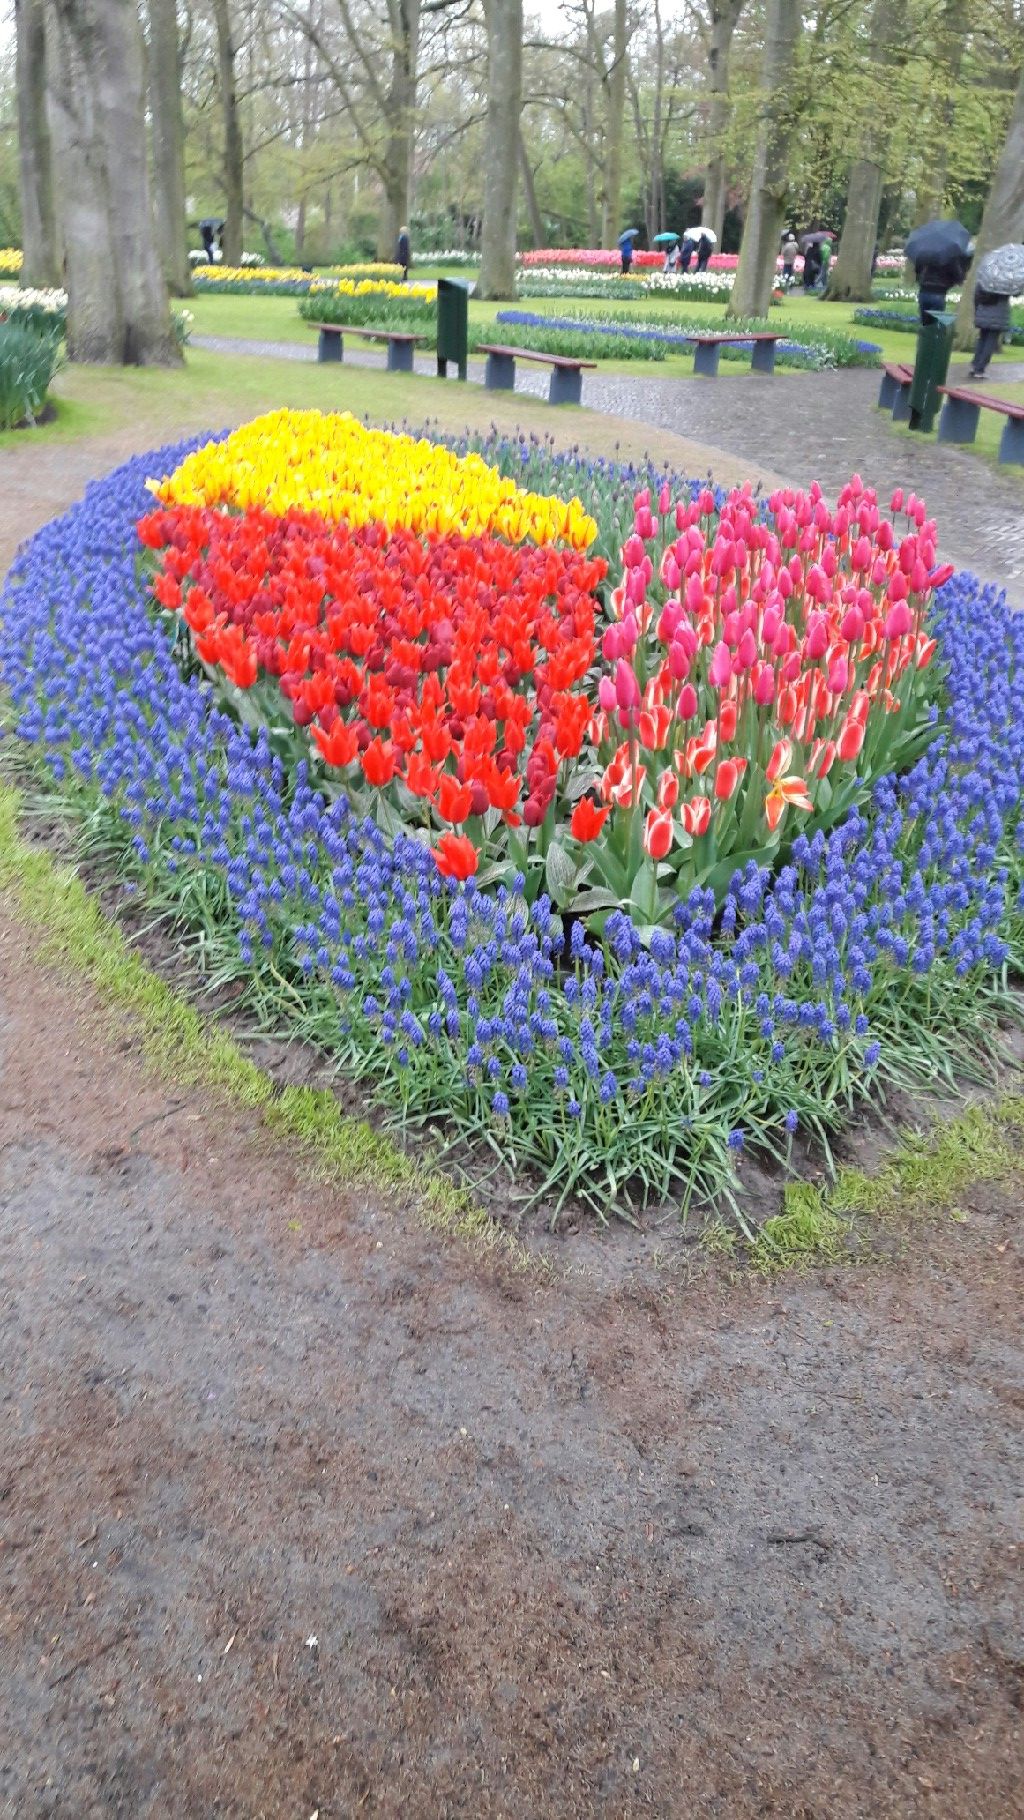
(0, 319), (61, 430)
(854, 303), (1024, 347)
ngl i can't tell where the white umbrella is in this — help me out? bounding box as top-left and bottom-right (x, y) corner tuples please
(977, 243), (1024, 297)
(683, 225), (717, 244)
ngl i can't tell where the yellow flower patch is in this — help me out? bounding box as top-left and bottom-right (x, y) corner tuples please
(0, 248), (23, 276)
(152, 409), (598, 550)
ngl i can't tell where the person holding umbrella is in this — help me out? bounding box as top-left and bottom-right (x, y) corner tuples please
(904, 218), (973, 323)
(653, 231), (681, 273)
(781, 233), (799, 288)
(695, 228), (716, 272)
(968, 243), (1024, 380)
(618, 228), (640, 275)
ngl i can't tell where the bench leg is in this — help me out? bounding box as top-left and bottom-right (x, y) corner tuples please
(750, 340), (776, 375)
(318, 328), (342, 363)
(692, 342), (721, 378)
(998, 418), (1024, 465)
(937, 396), (981, 444)
(891, 381), (912, 423)
(878, 371), (897, 410)
(548, 365), (582, 405)
(485, 351), (516, 391)
(387, 339), (414, 373)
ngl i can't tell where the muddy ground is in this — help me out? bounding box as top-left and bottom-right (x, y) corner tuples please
(0, 901), (1022, 1820)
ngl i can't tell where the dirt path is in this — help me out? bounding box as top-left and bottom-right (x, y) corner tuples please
(1, 908), (1022, 1818)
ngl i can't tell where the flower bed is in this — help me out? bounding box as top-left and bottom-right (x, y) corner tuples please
(191, 262), (404, 295)
(485, 309), (881, 370)
(0, 285), (67, 334)
(518, 269), (735, 305)
(0, 248), (23, 277)
(299, 278), (436, 329)
(855, 303), (1024, 346)
(3, 416), (1022, 1224)
(519, 248), (739, 272)
(0, 317), (62, 429)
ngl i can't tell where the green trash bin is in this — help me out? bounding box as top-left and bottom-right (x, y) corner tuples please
(908, 310), (956, 434)
(436, 277), (468, 381)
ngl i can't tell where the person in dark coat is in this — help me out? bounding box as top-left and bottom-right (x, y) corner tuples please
(802, 241), (822, 291)
(968, 285), (1010, 380)
(396, 226), (411, 280)
(678, 239), (695, 273)
(913, 247), (971, 323)
(695, 232), (714, 273)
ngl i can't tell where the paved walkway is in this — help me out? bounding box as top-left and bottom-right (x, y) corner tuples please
(194, 333), (1024, 607)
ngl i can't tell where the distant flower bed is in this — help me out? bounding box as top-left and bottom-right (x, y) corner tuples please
(191, 261), (405, 295)
(300, 278), (436, 329)
(520, 247), (738, 273)
(426, 250), (479, 267)
(518, 269), (735, 305)
(0, 248), (23, 277)
(487, 309), (881, 370)
(855, 304), (1024, 346)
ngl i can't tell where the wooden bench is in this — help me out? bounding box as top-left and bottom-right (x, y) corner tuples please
(310, 323), (428, 372)
(937, 385), (1024, 465)
(476, 343), (597, 405)
(878, 361), (914, 420)
(684, 331), (783, 377)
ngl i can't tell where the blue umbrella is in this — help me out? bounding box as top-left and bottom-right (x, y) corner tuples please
(617, 229), (640, 249)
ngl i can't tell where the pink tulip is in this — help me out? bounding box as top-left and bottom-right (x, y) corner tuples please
(805, 615), (829, 660)
(890, 487), (904, 513)
(668, 641), (691, 680)
(635, 504), (655, 539)
(709, 641), (733, 688)
(852, 535), (872, 571)
(623, 534), (645, 567)
(737, 628), (758, 670)
(841, 607), (864, 644)
(910, 558), (929, 594)
(677, 683), (698, 720)
(602, 624), (622, 661)
(828, 656), (849, 694)
(884, 601), (913, 639)
(753, 662), (776, 706)
(615, 659), (641, 710)
(658, 602), (682, 642)
(888, 570), (909, 602)
(598, 676), (617, 712)
(658, 483), (671, 516)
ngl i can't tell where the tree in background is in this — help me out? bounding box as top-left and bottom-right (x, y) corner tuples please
(727, 0), (800, 319)
(690, 0), (747, 244)
(212, 0), (244, 263)
(148, 0), (191, 294)
(826, 0), (902, 301)
(478, 0), (523, 297)
(954, 56), (1024, 346)
(43, 0), (180, 364)
(15, 0), (59, 286)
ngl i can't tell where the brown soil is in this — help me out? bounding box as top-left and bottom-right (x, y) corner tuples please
(1, 906), (1022, 1819)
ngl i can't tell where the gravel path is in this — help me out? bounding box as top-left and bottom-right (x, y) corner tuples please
(193, 333), (1024, 608)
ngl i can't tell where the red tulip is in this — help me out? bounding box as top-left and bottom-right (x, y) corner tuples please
(570, 797), (610, 843)
(643, 807), (674, 860)
(433, 833), (478, 880)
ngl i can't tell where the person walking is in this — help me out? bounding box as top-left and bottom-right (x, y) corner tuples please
(618, 228), (639, 274)
(396, 225), (411, 280)
(781, 233), (799, 288)
(695, 231), (714, 273)
(802, 239), (822, 292)
(816, 236), (833, 292)
(968, 284), (1010, 380)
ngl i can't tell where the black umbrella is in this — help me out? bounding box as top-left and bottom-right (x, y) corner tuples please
(904, 218), (971, 266)
(800, 231), (833, 249)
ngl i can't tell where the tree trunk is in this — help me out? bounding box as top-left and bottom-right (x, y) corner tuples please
(913, 0), (968, 225)
(701, 2), (745, 245)
(15, 0), (59, 288)
(376, 0), (420, 261)
(954, 60), (1024, 350)
(518, 132), (544, 249)
(211, 0), (243, 264)
(600, 0), (627, 247)
(43, 0), (179, 364)
(727, 0), (800, 321)
(478, 0), (523, 300)
(147, 0), (190, 295)
(827, 0), (901, 302)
